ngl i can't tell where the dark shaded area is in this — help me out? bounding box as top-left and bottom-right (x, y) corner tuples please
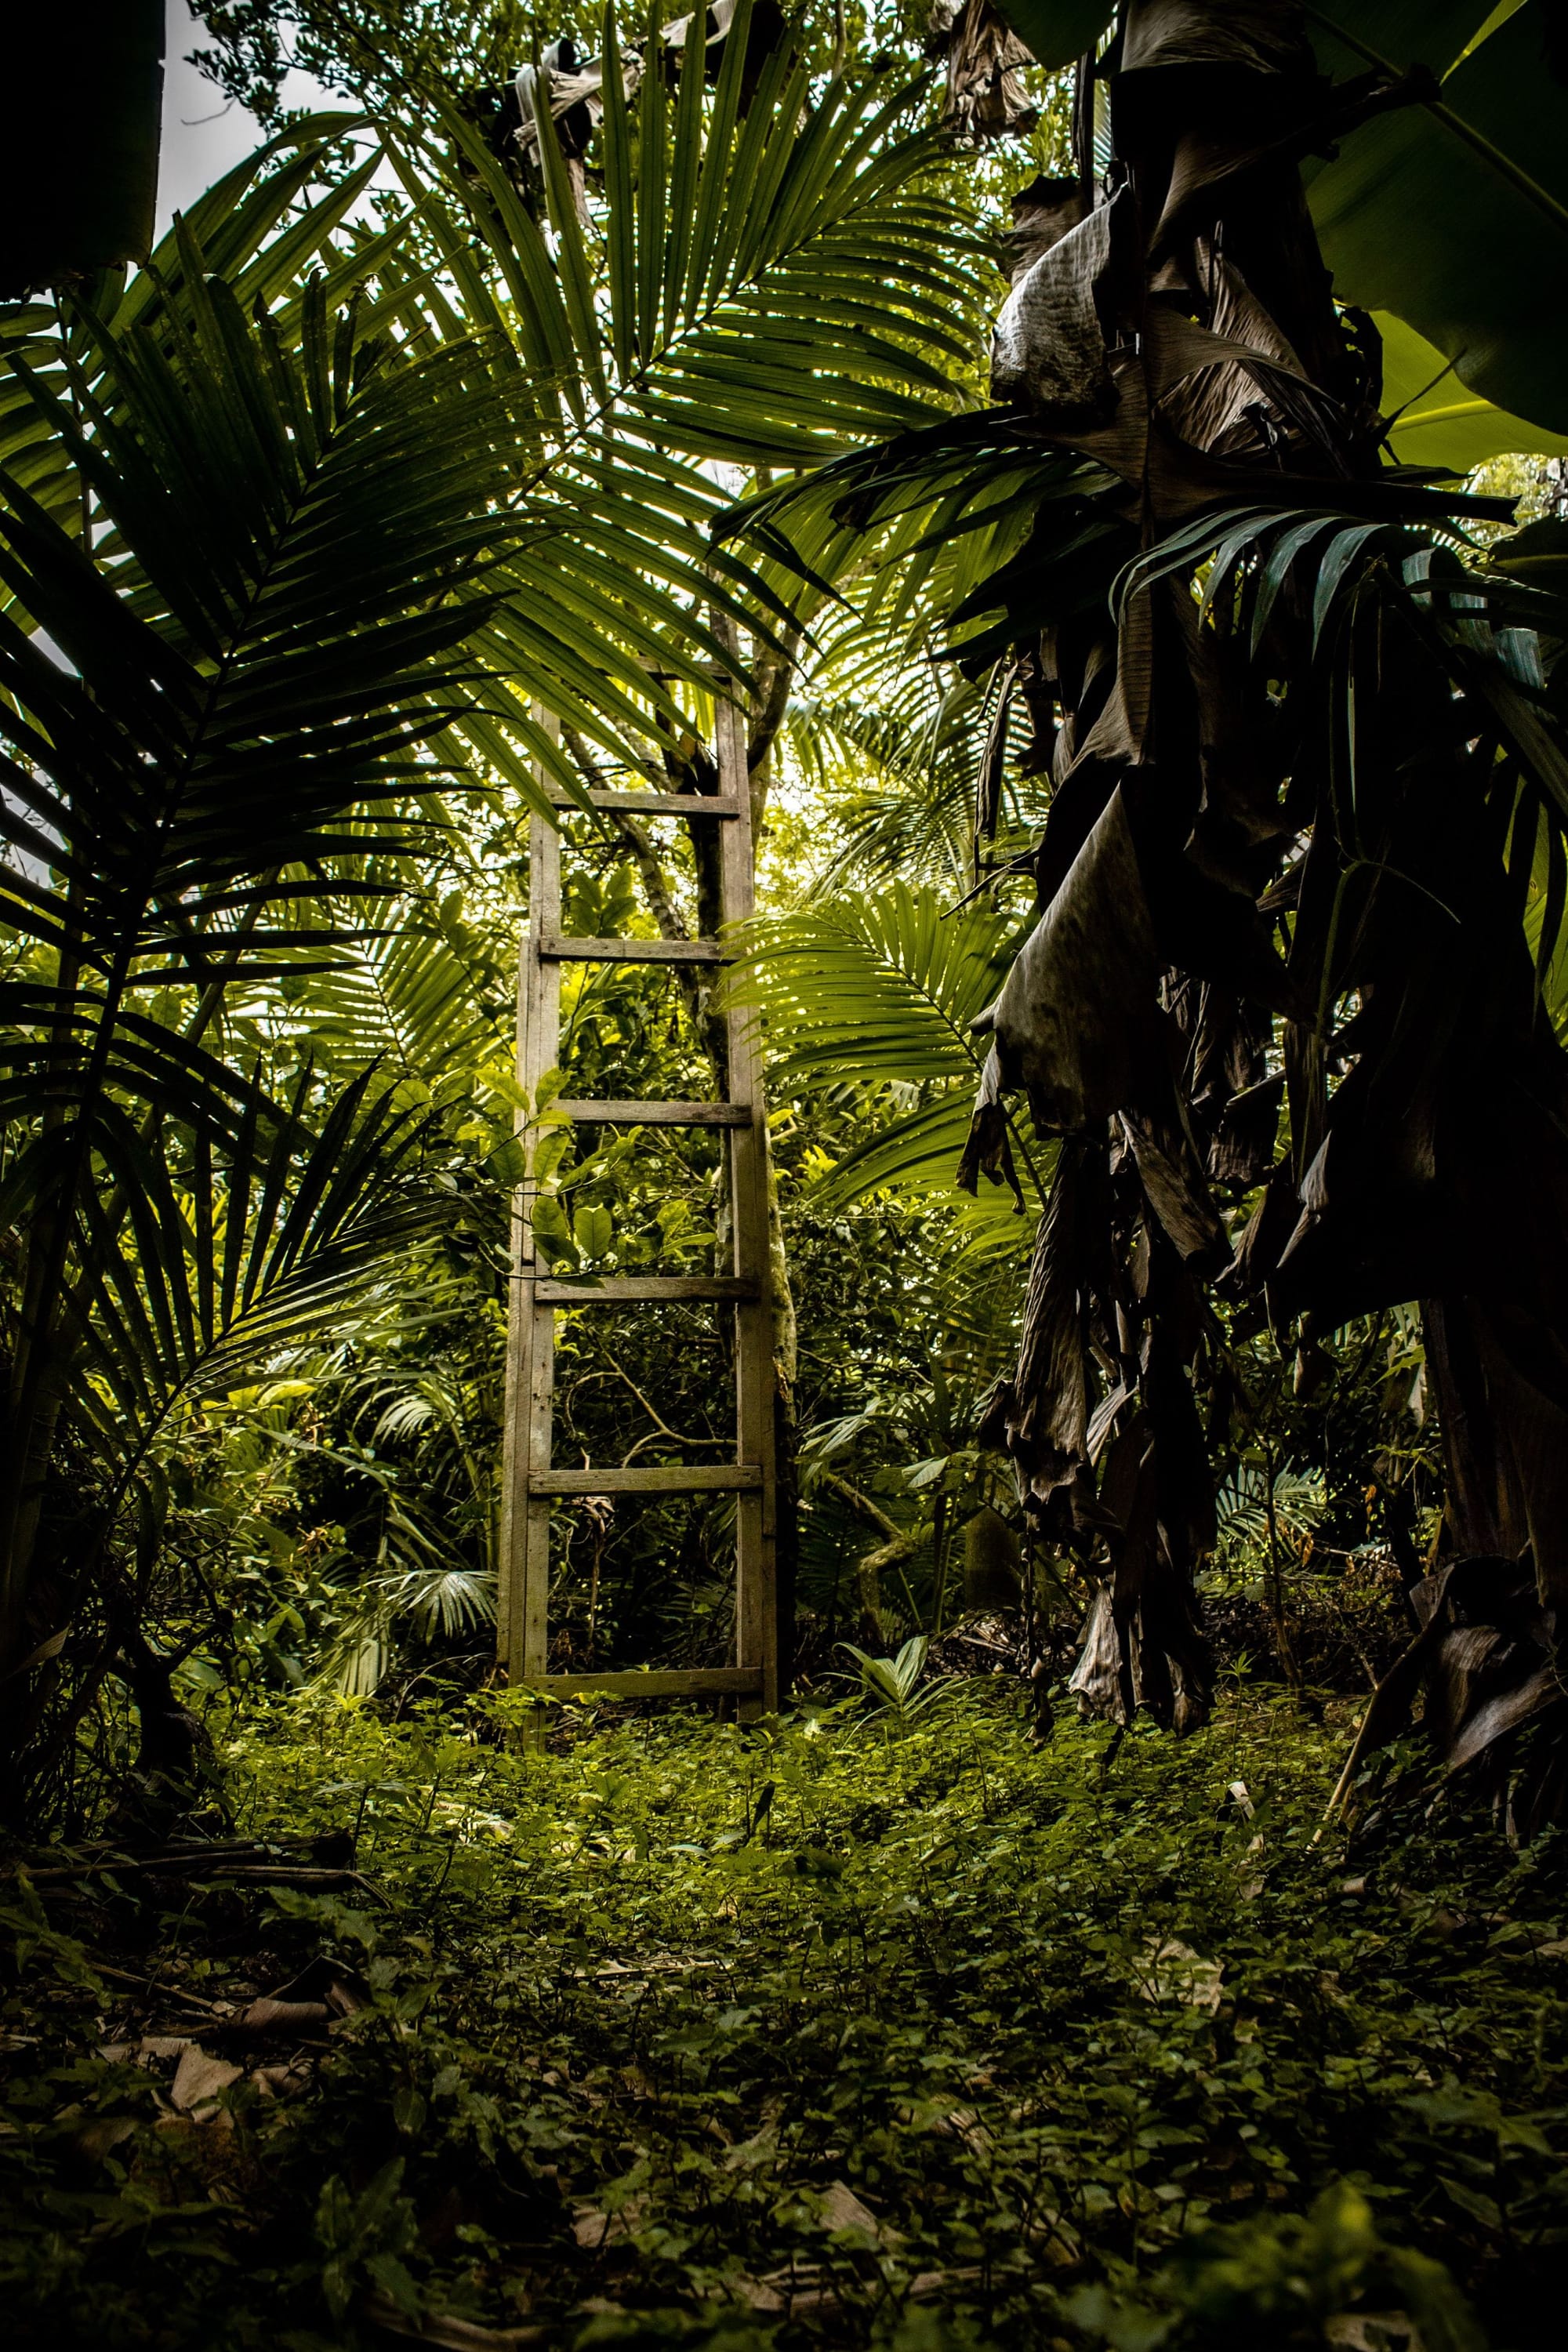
(1, 3), (165, 295)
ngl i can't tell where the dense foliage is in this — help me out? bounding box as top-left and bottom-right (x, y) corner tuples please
(0, 2), (1009, 1810)
(5, 1684), (1566, 2350)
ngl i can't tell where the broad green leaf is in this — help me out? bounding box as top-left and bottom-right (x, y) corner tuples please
(573, 1203), (615, 1261)
(1305, 3), (1568, 434)
(1375, 310), (1568, 469)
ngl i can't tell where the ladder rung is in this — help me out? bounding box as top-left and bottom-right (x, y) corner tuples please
(529, 1464), (764, 1495)
(517, 1668), (762, 1699)
(548, 789), (742, 818)
(539, 935), (726, 964)
(554, 1098), (751, 1127)
(535, 1275), (757, 1304)
(500, 626), (775, 1720)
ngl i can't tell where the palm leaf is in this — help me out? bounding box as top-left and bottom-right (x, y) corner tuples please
(733, 882), (1047, 1206)
(63, 1076), (446, 1494)
(379, 19), (992, 742)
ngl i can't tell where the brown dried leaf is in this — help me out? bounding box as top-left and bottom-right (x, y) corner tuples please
(169, 2044), (244, 2114)
(1138, 1934), (1224, 2011)
(251, 2059), (314, 2099)
(1118, 1107), (1229, 1267)
(978, 786), (1162, 1133)
(817, 2179), (898, 2243)
(933, 0), (1040, 143)
(238, 1997), (333, 2036)
(1120, 0), (1314, 78)
(240, 1954), (372, 2036)
(1323, 2315), (1425, 2352)
(992, 188), (1135, 416)
(1208, 1073), (1283, 1188)
(725, 2276), (786, 2312)
(361, 2291), (546, 2349)
(71, 2114), (137, 2164)
(572, 2198), (644, 2249)
(1005, 175), (1087, 283)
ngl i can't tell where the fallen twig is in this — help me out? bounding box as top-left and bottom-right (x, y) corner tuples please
(362, 2292), (546, 2349)
(92, 1961), (234, 2016)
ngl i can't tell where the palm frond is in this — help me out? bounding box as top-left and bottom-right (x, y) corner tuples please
(734, 881), (1046, 1205)
(245, 913), (511, 1094)
(62, 1073), (450, 1494)
(438, 14), (987, 463)
(0, 116), (382, 573)
(738, 881), (1018, 1087)
(721, 410), (1119, 668)
(379, 9), (994, 746)
(1215, 1465), (1327, 1555)
(788, 661), (1046, 888)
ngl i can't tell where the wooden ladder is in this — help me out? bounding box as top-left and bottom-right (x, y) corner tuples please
(496, 676), (778, 1716)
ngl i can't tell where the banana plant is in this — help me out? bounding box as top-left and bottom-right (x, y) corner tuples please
(986, 0), (1568, 445)
(750, 5), (1568, 1788)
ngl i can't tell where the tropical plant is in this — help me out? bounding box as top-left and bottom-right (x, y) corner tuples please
(739, 1), (1568, 1815)
(785, 672), (996, 887)
(735, 878), (1045, 1208)
(380, 0), (989, 699)
(837, 1630), (950, 1729)
(0, 9), (1013, 1813)
(380, 3), (1006, 1678)
(1215, 1462), (1327, 1561)
(0, 198), (545, 1798)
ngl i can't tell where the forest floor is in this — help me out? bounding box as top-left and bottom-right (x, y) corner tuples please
(2, 1676), (1566, 2352)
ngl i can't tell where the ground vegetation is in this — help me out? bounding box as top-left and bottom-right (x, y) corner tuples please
(5, 1683), (1566, 2350)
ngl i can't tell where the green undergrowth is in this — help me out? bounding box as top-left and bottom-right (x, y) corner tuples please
(3, 1685), (1566, 2350)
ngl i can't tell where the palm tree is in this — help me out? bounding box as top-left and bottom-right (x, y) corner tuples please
(0, 16), (992, 1812)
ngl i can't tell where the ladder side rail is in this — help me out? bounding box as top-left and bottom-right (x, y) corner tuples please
(496, 933), (529, 1673)
(498, 732), (563, 1689)
(501, 674), (779, 1717)
(711, 625), (779, 1715)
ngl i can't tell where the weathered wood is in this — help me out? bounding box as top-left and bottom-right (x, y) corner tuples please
(535, 1275), (757, 1304)
(546, 789), (742, 818)
(498, 652), (778, 1721)
(529, 1463), (764, 1495)
(498, 713), (562, 1722)
(539, 935), (725, 964)
(554, 1098), (751, 1127)
(712, 610), (780, 1720)
(518, 1668), (764, 1699)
